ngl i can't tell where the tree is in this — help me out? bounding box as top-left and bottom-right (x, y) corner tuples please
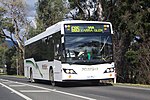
(32, 0), (111, 37)
(0, 0), (30, 75)
(0, 45), (8, 67)
(27, 0), (67, 38)
(5, 47), (17, 75)
(67, 0), (98, 20)
(67, 0), (150, 84)
(109, 0), (150, 84)
(0, 7), (7, 44)
(66, 0), (115, 21)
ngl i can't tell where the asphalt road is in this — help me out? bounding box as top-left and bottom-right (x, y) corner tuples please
(0, 82), (24, 100)
(0, 75), (150, 100)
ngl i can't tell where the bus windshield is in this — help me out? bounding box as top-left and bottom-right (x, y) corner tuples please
(63, 33), (113, 64)
(62, 23), (113, 65)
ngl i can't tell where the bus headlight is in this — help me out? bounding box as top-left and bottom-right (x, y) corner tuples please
(66, 70), (70, 74)
(63, 69), (77, 74)
(70, 70), (74, 74)
(104, 67), (114, 73)
(110, 68), (114, 72)
(106, 69), (110, 73)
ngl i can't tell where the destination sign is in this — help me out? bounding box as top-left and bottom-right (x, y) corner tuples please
(64, 23), (111, 33)
(71, 26), (103, 32)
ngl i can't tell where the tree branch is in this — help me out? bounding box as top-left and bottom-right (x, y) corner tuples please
(0, 28), (18, 48)
(75, 0), (86, 18)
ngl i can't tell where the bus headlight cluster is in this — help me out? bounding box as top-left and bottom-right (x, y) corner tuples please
(63, 69), (77, 74)
(104, 68), (115, 73)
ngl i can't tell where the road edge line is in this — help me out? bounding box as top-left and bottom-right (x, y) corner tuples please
(0, 82), (32, 100)
(1, 79), (96, 100)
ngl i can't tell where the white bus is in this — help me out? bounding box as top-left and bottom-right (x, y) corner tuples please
(24, 20), (115, 86)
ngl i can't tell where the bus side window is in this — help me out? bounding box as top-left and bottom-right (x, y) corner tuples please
(54, 43), (61, 60)
(54, 32), (61, 60)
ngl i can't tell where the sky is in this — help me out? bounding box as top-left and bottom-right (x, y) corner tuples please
(5, 0), (38, 41)
(25, 0), (38, 28)
(25, 0), (38, 18)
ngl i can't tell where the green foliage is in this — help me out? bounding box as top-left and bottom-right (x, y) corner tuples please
(0, 46), (8, 66)
(67, 0), (96, 20)
(0, 0), (29, 75)
(0, 7), (6, 19)
(28, 0), (67, 38)
(1, 18), (15, 33)
(125, 50), (138, 66)
(110, 0), (150, 84)
(67, 0), (116, 21)
(5, 47), (17, 75)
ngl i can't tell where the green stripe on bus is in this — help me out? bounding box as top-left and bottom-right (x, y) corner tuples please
(26, 60), (43, 78)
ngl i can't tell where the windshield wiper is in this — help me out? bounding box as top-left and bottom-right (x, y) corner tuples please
(99, 36), (109, 54)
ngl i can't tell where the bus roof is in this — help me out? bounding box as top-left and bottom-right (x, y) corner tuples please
(25, 20), (113, 46)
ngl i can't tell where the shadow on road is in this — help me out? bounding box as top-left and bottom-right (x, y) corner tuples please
(0, 75), (113, 87)
(29, 79), (113, 87)
(58, 82), (113, 88)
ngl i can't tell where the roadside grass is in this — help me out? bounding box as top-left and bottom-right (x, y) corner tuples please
(113, 83), (150, 88)
(0, 73), (6, 75)
(10, 75), (25, 78)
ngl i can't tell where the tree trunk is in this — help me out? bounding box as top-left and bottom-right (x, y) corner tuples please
(96, 0), (103, 21)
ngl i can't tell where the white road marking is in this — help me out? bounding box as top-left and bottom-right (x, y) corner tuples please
(18, 82), (96, 100)
(20, 90), (50, 93)
(115, 85), (150, 91)
(0, 82), (32, 100)
(9, 84), (26, 87)
(2, 82), (13, 84)
(0, 79), (96, 100)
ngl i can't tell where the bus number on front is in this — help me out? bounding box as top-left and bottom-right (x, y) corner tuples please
(71, 26), (80, 32)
